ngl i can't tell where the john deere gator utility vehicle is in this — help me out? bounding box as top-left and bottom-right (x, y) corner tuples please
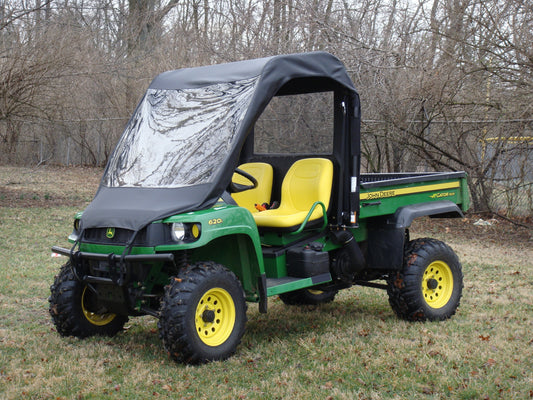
(50, 52), (469, 363)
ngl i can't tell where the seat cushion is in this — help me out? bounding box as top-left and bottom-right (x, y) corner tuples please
(252, 208), (323, 228)
(253, 158), (333, 228)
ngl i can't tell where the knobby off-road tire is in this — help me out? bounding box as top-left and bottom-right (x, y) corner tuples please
(158, 262), (247, 364)
(387, 238), (463, 321)
(49, 262), (128, 337)
(279, 288), (338, 305)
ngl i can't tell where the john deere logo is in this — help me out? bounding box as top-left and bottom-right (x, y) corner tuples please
(106, 227), (115, 239)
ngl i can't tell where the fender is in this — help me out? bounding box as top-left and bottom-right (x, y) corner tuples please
(392, 200), (464, 229)
(158, 206), (266, 307)
(366, 200), (463, 270)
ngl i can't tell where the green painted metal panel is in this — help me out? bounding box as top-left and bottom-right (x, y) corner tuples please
(263, 253), (287, 278)
(259, 230), (322, 247)
(156, 205), (261, 254)
(460, 175), (471, 212)
(359, 178), (466, 220)
(158, 205), (265, 296)
(266, 275), (333, 296)
(79, 243), (154, 255)
(189, 234), (262, 301)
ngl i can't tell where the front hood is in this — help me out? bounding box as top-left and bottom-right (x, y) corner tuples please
(80, 184), (213, 232)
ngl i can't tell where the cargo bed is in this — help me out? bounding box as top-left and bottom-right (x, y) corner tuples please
(361, 171), (466, 189)
(359, 171), (469, 219)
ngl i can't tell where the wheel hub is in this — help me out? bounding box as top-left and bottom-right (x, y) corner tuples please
(426, 278), (439, 290)
(202, 309), (216, 323)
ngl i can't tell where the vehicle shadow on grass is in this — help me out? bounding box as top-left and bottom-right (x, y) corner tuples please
(244, 294), (395, 343)
(63, 294), (394, 363)
(81, 317), (169, 362)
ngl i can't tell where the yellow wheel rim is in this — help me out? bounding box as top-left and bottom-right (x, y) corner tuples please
(195, 288), (235, 347)
(421, 260), (454, 309)
(307, 289), (324, 295)
(81, 287), (117, 326)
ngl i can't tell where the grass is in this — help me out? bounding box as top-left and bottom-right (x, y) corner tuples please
(1, 166), (532, 399)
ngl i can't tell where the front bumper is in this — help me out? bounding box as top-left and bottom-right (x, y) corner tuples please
(51, 245), (174, 284)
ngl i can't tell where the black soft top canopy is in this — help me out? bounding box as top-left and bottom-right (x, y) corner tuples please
(81, 52), (358, 232)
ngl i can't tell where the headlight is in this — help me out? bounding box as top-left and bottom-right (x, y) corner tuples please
(170, 223), (201, 242)
(171, 223), (186, 241)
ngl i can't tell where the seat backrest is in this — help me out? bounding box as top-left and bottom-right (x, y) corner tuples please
(281, 158), (333, 212)
(231, 162), (274, 213)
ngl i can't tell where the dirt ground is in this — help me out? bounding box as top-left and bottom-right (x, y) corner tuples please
(0, 165), (101, 208)
(1, 165), (531, 248)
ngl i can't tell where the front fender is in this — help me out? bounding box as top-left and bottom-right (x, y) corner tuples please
(157, 205), (265, 304)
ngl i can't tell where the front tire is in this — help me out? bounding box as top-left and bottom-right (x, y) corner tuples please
(49, 263), (128, 337)
(158, 262), (247, 364)
(387, 238), (463, 321)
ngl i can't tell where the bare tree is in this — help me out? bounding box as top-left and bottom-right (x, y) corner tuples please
(1, 0), (531, 215)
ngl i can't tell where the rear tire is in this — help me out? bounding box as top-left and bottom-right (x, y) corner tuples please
(279, 288), (338, 305)
(49, 263), (128, 337)
(387, 238), (463, 321)
(158, 262), (247, 364)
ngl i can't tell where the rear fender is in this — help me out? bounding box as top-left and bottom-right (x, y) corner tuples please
(366, 200), (463, 270)
(392, 200), (464, 229)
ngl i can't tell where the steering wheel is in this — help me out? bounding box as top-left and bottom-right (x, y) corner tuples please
(229, 168), (258, 193)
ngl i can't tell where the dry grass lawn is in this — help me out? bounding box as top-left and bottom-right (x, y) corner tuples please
(1, 165), (532, 399)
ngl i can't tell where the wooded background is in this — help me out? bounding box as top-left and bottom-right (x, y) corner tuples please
(1, 0), (531, 215)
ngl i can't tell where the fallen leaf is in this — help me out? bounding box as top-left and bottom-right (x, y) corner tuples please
(484, 358), (496, 368)
(422, 386), (434, 395)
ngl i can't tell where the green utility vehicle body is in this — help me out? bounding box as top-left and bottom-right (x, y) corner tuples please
(50, 52), (469, 363)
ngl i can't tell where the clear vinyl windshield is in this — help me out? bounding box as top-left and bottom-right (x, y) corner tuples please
(103, 77), (258, 188)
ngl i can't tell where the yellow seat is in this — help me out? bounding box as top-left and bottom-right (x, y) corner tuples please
(231, 162), (274, 213)
(252, 158), (333, 229)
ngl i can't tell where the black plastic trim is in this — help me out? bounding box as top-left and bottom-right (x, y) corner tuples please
(258, 274), (268, 314)
(391, 200), (464, 229)
(311, 272), (333, 284)
(360, 171), (466, 189)
(51, 246), (174, 263)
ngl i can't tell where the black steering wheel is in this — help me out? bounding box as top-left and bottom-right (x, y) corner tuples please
(229, 168), (258, 193)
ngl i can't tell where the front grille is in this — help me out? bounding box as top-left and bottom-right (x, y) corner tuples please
(83, 227), (133, 245)
(83, 227), (147, 245)
(81, 224), (170, 246)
